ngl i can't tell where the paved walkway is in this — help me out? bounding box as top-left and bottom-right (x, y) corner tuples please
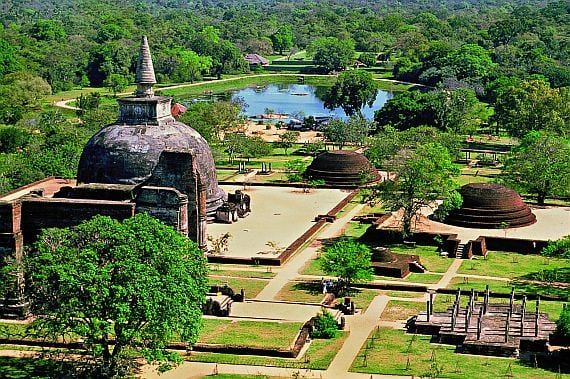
(326, 295), (389, 376)
(255, 203), (365, 301)
(429, 258), (463, 290)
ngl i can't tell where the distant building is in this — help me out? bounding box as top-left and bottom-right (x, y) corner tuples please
(245, 53), (269, 67)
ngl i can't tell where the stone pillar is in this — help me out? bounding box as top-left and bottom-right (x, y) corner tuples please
(477, 307), (483, 340)
(426, 300), (431, 322)
(429, 292), (434, 316)
(197, 181), (207, 251)
(521, 295), (527, 337)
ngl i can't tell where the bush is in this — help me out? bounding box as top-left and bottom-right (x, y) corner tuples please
(556, 304), (570, 341)
(542, 236), (570, 259)
(311, 310), (338, 339)
(433, 190), (463, 222)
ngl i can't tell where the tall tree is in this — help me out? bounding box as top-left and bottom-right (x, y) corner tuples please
(501, 131), (570, 205)
(324, 70), (378, 117)
(270, 26), (294, 55)
(25, 214), (208, 377)
(324, 116), (370, 149)
(375, 143), (459, 239)
(320, 238), (373, 294)
(308, 37), (356, 73)
(492, 80), (569, 138)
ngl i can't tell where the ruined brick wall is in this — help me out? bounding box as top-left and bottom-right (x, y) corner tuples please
(21, 198), (135, 243)
(135, 186), (188, 235)
(146, 151), (200, 242)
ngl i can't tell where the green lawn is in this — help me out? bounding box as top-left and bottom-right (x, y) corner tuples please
(458, 251), (570, 281)
(343, 222), (369, 238)
(302, 257), (443, 284)
(199, 319), (302, 349)
(374, 272), (443, 284)
(381, 300), (426, 322)
(276, 281), (379, 311)
(208, 277), (269, 298)
(385, 244), (452, 273)
(209, 267), (276, 279)
(188, 331), (348, 370)
(448, 277), (569, 300)
(351, 328), (564, 378)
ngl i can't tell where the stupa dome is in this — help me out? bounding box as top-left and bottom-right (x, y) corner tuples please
(77, 36), (225, 215)
(444, 183), (536, 229)
(306, 150), (381, 187)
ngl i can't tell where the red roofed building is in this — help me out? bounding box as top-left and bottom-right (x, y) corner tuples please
(245, 53), (269, 67)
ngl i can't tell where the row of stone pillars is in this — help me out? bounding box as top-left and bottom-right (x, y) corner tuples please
(237, 162), (273, 174)
(426, 285), (542, 341)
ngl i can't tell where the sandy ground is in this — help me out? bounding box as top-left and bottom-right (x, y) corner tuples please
(207, 185), (350, 258)
(242, 120), (323, 143)
(380, 206), (570, 242)
(230, 300), (336, 322)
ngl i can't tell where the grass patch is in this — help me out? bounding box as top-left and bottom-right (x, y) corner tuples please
(448, 277), (569, 300)
(300, 257), (325, 276)
(373, 272), (442, 284)
(381, 300), (426, 322)
(386, 244), (451, 273)
(276, 281), (324, 303)
(199, 319), (302, 349)
(343, 222), (369, 238)
(351, 328), (563, 378)
(188, 331), (348, 370)
(275, 281), (379, 311)
(208, 277), (269, 298)
(209, 268), (276, 279)
(458, 252), (570, 281)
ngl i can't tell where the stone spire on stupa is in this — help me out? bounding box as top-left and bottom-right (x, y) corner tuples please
(135, 36), (157, 97)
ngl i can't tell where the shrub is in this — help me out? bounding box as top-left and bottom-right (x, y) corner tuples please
(433, 190), (463, 222)
(311, 310), (338, 339)
(556, 304), (570, 341)
(542, 235), (570, 259)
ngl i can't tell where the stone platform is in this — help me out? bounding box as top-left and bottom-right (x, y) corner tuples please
(409, 288), (557, 357)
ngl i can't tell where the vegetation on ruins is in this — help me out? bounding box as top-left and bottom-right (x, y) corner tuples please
(25, 214), (208, 377)
(320, 238), (373, 293)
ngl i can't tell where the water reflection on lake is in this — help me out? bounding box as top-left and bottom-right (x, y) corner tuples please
(228, 84), (393, 120)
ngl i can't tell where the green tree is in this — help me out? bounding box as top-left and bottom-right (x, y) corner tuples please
(0, 126), (29, 153)
(270, 26), (294, 55)
(445, 44), (496, 81)
(25, 214), (208, 377)
(308, 37), (356, 73)
(555, 305), (570, 339)
(30, 19), (66, 41)
(167, 48), (212, 83)
(0, 39), (21, 79)
(324, 70), (378, 117)
(492, 80), (569, 138)
(284, 158), (307, 183)
(104, 73), (130, 96)
(276, 131), (299, 155)
(324, 116), (370, 149)
(542, 235), (570, 259)
(311, 310), (338, 339)
(501, 131), (570, 205)
(179, 101), (243, 142)
(375, 143), (459, 239)
(320, 238), (373, 293)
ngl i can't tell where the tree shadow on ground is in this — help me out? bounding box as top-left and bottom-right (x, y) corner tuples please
(0, 357), (79, 379)
(519, 267), (570, 284)
(511, 279), (569, 300)
(291, 281), (322, 296)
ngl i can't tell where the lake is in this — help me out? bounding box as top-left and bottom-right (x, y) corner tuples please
(230, 84), (393, 120)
